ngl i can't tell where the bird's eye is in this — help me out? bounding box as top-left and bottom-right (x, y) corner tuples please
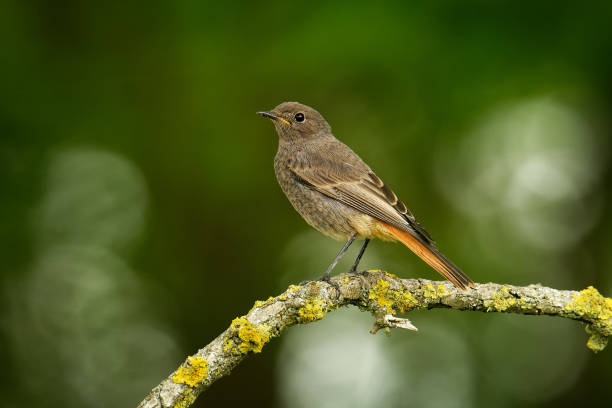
(294, 112), (305, 122)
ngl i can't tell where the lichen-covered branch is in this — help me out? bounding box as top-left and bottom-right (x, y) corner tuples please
(137, 271), (612, 408)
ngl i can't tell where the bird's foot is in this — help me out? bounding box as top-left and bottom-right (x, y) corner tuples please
(349, 268), (370, 277)
(298, 278), (314, 286)
(297, 272), (333, 286)
(316, 272), (340, 292)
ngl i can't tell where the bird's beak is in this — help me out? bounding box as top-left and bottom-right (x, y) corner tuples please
(257, 111), (291, 126)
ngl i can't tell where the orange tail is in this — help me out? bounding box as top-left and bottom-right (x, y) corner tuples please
(380, 222), (475, 290)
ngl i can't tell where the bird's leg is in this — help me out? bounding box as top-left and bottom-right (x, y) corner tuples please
(350, 238), (370, 273)
(319, 233), (356, 281)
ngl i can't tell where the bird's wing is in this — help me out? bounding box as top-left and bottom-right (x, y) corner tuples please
(288, 139), (435, 245)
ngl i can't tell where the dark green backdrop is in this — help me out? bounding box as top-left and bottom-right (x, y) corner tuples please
(1, 1), (611, 407)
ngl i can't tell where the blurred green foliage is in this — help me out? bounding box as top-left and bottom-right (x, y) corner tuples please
(1, 1), (611, 407)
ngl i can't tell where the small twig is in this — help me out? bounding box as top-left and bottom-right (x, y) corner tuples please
(137, 271), (611, 408)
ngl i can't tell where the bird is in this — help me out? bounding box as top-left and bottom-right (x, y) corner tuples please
(257, 102), (474, 290)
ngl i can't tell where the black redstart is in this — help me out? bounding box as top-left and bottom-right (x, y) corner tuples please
(258, 102), (475, 289)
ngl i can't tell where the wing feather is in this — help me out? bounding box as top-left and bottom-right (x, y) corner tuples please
(288, 140), (435, 245)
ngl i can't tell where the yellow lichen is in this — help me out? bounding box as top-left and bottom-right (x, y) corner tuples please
(437, 284), (450, 297)
(421, 283), (451, 300)
(384, 271), (398, 278)
(171, 391), (197, 408)
(343, 276), (350, 283)
(249, 296), (275, 313)
(223, 338), (234, 352)
(368, 279), (419, 315)
(586, 331), (608, 352)
(422, 283), (435, 299)
(252, 300), (265, 309)
(564, 286), (612, 352)
(368, 269), (382, 273)
(280, 285), (302, 300)
(482, 286), (531, 312)
(298, 297), (326, 322)
(484, 286), (517, 312)
(565, 286), (612, 323)
(369, 280), (394, 311)
(396, 290), (419, 313)
(224, 316), (271, 354)
(172, 356), (209, 387)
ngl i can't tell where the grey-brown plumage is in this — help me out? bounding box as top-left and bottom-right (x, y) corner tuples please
(258, 102), (474, 289)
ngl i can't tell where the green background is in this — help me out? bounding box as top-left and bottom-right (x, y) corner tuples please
(1, 1), (611, 407)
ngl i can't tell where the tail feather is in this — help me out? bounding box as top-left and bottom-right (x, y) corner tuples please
(380, 222), (475, 290)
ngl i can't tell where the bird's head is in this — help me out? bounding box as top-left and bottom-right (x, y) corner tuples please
(257, 102), (331, 142)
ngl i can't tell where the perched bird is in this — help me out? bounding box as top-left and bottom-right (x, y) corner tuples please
(258, 102), (474, 290)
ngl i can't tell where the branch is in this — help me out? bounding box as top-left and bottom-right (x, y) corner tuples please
(137, 271), (611, 408)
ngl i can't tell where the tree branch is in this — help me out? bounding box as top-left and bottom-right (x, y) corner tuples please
(137, 271), (611, 408)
